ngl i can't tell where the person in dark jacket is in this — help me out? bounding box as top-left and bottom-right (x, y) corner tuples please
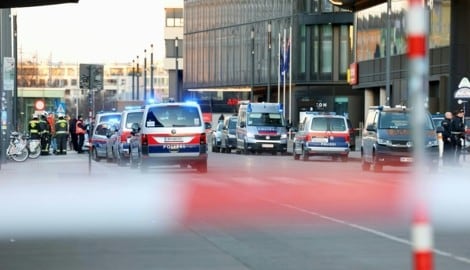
(441, 111), (453, 165)
(39, 113), (51, 155)
(69, 116), (78, 151)
(450, 108), (466, 162)
(55, 114), (69, 155)
(28, 114), (41, 140)
(75, 115), (86, 153)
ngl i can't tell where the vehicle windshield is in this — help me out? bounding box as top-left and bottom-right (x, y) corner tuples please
(247, 112), (284, 127)
(379, 111), (434, 129)
(228, 118), (237, 129)
(98, 114), (121, 124)
(310, 117), (346, 131)
(145, 105), (202, 127)
(125, 112), (143, 129)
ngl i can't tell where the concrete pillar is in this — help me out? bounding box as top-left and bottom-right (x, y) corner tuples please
(364, 89), (375, 124)
(0, 9), (12, 165)
(379, 87), (387, 106)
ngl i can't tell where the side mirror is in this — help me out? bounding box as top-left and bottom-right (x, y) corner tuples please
(366, 124), (376, 132)
(240, 121), (246, 128)
(204, 122), (212, 130)
(130, 122), (141, 135)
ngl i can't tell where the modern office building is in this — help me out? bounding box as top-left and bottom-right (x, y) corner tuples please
(163, 0), (184, 102)
(183, 0), (361, 127)
(332, 0), (470, 116)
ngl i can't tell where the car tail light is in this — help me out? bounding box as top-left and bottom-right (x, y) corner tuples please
(200, 132), (207, 145)
(305, 134), (312, 142)
(141, 134), (148, 146)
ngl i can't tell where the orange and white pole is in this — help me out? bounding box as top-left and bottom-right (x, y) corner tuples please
(407, 0), (432, 269)
(412, 203), (433, 270)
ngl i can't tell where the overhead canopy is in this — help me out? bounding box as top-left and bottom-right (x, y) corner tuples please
(329, 0), (387, 11)
(0, 0), (78, 8)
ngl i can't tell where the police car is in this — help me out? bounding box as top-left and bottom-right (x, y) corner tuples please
(292, 112), (351, 161)
(129, 101), (211, 173)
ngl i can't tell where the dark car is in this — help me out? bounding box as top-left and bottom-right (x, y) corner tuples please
(220, 115), (238, 153)
(361, 105), (439, 172)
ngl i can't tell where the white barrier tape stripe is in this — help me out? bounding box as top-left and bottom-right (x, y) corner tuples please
(412, 223), (433, 251)
(407, 5), (428, 35)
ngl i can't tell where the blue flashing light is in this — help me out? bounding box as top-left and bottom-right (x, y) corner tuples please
(278, 103), (283, 112)
(247, 103), (252, 113)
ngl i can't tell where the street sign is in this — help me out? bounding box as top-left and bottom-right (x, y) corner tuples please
(79, 64), (104, 90)
(56, 102), (66, 115)
(34, 99), (45, 111)
(454, 77), (470, 99)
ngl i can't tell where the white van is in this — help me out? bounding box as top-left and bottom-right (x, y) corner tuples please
(236, 102), (289, 155)
(129, 101), (210, 173)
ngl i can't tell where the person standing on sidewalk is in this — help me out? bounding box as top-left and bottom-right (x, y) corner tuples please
(76, 115), (86, 153)
(69, 115), (78, 151)
(54, 114), (69, 155)
(28, 114), (41, 140)
(39, 113), (51, 155)
(441, 111), (453, 166)
(450, 108), (466, 163)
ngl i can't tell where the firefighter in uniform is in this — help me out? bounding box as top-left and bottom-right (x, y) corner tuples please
(28, 114), (41, 140)
(55, 114), (69, 155)
(39, 112), (52, 155)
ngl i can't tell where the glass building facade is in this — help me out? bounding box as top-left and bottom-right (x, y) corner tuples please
(183, 0), (363, 127)
(352, 0), (451, 114)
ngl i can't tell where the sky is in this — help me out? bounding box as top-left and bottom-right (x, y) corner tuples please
(15, 0), (167, 64)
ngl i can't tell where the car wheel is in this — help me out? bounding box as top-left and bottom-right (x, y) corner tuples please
(293, 145), (300, 160)
(361, 160), (371, 171)
(92, 148), (101, 162)
(196, 160), (208, 173)
(302, 147), (309, 161)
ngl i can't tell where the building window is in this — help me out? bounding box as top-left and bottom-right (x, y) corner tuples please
(165, 39), (183, 58)
(339, 25), (350, 80)
(166, 8), (183, 27)
(320, 25), (332, 80)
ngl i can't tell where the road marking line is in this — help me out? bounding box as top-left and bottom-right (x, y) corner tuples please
(269, 201), (470, 265)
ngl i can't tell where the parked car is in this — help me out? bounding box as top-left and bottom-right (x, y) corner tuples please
(90, 122), (116, 162)
(292, 112), (351, 162)
(211, 121), (224, 152)
(112, 107), (144, 166)
(220, 115), (238, 153)
(95, 111), (121, 126)
(129, 101), (211, 172)
(361, 105), (439, 172)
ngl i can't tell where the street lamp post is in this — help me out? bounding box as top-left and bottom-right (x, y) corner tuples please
(144, 49), (147, 102)
(175, 37), (179, 101)
(150, 44), (154, 101)
(136, 55), (140, 100)
(267, 21), (272, 102)
(132, 59), (135, 100)
(251, 28), (255, 102)
(458, 99), (468, 160)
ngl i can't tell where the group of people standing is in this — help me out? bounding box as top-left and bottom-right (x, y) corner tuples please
(27, 113), (87, 155)
(440, 108), (467, 165)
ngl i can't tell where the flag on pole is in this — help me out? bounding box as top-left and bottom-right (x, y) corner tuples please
(279, 43), (284, 82)
(284, 38), (290, 75)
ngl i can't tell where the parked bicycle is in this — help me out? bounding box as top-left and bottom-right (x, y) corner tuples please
(27, 136), (41, 159)
(6, 132), (29, 162)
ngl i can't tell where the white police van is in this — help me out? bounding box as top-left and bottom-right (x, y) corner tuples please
(236, 101), (289, 155)
(129, 100), (210, 173)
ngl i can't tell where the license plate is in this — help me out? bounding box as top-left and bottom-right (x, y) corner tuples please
(400, 157), (413, 162)
(262, 144), (274, 148)
(165, 137), (183, 142)
(312, 138), (328, 143)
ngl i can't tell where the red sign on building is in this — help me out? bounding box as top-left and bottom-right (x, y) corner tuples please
(349, 63), (358, 85)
